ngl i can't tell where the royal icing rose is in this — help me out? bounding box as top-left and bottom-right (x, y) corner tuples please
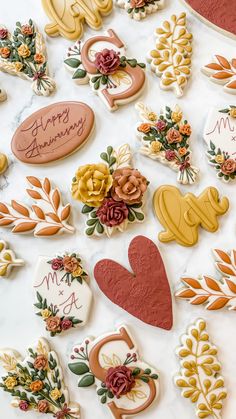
(17, 44), (31, 58)
(178, 147), (187, 156)
(14, 61), (23, 72)
(72, 163), (113, 207)
(0, 47), (11, 58)
(4, 376), (17, 390)
(51, 258), (64, 271)
(30, 380), (44, 392)
(165, 150), (176, 161)
(138, 123), (151, 133)
(230, 107), (236, 118)
(215, 154), (225, 164)
(46, 316), (61, 333)
(156, 120), (167, 131)
(63, 256), (79, 273)
(179, 123), (192, 136)
(72, 265), (83, 277)
(19, 401), (29, 411)
(94, 49), (121, 75)
(96, 198), (129, 227)
(166, 128), (182, 144)
(21, 25), (33, 36)
(130, 0), (146, 8)
(50, 388), (62, 401)
(38, 400), (50, 413)
(0, 28), (8, 39)
(34, 53), (45, 64)
(150, 141), (162, 153)
(61, 318), (73, 330)
(105, 366), (135, 398)
(34, 355), (48, 370)
(111, 168), (148, 205)
(220, 159), (236, 175)
(41, 309), (52, 319)
(171, 110), (183, 123)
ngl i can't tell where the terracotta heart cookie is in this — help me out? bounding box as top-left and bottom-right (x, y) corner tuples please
(181, 0), (236, 39)
(11, 102), (95, 165)
(94, 235), (173, 330)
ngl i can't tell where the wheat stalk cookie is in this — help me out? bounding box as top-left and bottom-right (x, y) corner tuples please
(68, 325), (159, 418)
(147, 12), (193, 97)
(0, 20), (56, 96)
(0, 338), (80, 417)
(64, 29), (146, 111)
(175, 319), (227, 419)
(135, 102), (199, 184)
(202, 55), (236, 95)
(115, 0), (165, 21)
(0, 240), (24, 277)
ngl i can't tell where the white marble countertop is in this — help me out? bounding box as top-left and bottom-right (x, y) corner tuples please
(0, 0), (236, 418)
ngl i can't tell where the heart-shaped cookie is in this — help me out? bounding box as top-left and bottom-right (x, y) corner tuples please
(94, 235), (173, 330)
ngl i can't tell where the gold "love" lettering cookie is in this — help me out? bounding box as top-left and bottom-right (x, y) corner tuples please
(153, 185), (229, 247)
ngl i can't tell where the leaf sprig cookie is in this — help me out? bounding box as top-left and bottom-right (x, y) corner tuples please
(0, 176), (74, 237)
(0, 20), (56, 96)
(68, 325), (159, 418)
(71, 144), (148, 237)
(175, 319), (227, 419)
(136, 102), (199, 184)
(0, 338), (80, 417)
(176, 249), (236, 311)
(147, 12), (193, 97)
(115, 0), (165, 21)
(202, 55), (236, 94)
(0, 240), (24, 277)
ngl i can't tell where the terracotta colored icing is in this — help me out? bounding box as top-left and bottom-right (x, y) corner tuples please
(182, 0), (236, 38)
(201, 55), (236, 95)
(153, 186), (229, 247)
(42, 0), (113, 40)
(11, 102), (94, 165)
(94, 235), (173, 329)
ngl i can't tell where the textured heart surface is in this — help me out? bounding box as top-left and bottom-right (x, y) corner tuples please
(182, 0), (236, 38)
(94, 235), (173, 330)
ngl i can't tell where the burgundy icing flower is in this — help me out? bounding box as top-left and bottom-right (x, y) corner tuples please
(96, 198), (129, 227)
(95, 49), (121, 75)
(166, 128), (182, 144)
(105, 366), (135, 398)
(0, 28), (8, 39)
(53, 404), (71, 419)
(61, 319), (73, 330)
(51, 258), (64, 270)
(46, 316), (61, 332)
(34, 354), (48, 370)
(19, 401), (29, 411)
(156, 120), (167, 131)
(220, 159), (236, 175)
(38, 400), (50, 413)
(165, 150), (176, 161)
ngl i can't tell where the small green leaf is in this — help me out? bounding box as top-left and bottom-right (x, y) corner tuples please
(107, 146), (113, 156)
(127, 58), (137, 67)
(132, 368), (141, 376)
(82, 205), (94, 214)
(101, 395), (107, 404)
(68, 362), (89, 376)
(86, 218), (98, 226)
(144, 368), (151, 375)
(150, 374), (158, 379)
(72, 68), (87, 79)
(94, 80), (100, 90)
(100, 152), (108, 162)
(210, 141), (216, 151)
(140, 376), (150, 383)
(134, 211), (144, 221)
(64, 58), (81, 68)
(96, 222), (104, 235)
(97, 388), (107, 396)
(78, 374), (95, 387)
(128, 211), (135, 222)
(138, 62), (146, 68)
(86, 227), (95, 236)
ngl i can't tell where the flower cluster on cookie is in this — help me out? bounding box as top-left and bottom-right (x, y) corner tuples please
(0, 340), (78, 417)
(136, 103), (199, 184)
(0, 20), (55, 96)
(126, 0), (162, 17)
(69, 341), (158, 404)
(71, 144), (148, 237)
(207, 107), (236, 181)
(48, 253), (87, 285)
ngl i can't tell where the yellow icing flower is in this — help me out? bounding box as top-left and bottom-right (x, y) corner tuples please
(148, 112), (157, 121)
(72, 266), (83, 277)
(50, 388), (62, 400)
(0, 153), (8, 175)
(41, 309), (52, 319)
(4, 376), (18, 390)
(14, 62), (23, 72)
(150, 141), (162, 153)
(230, 107), (236, 118)
(171, 109), (183, 123)
(17, 44), (31, 58)
(215, 154), (224, 164)
(72, 163), (113, 207)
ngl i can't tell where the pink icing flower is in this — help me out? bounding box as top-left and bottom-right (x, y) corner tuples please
(51, 258), (64, 270)
(105, 366), (135, 398)
(220, 159), (236, 175)
(130, 0), (146, 7)
(96, 198), (129, 227)
(19, 401), (29, 411)
(61, 319), (73, 330)
(0, 28), (8, 39)
(165, 150), (176, 161)
(166, 128), (182, 144)
(95, 49), (121, 75)
(156, 120), (167, 131)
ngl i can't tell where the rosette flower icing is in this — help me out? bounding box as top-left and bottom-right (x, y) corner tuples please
(111, 167), (148, 205)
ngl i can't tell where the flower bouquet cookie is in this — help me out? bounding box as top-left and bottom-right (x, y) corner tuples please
(71, 144), (148, 237)
(136, 103), (199, 184)
(115, 0), (165, 21)
(0, 20), (55, 96)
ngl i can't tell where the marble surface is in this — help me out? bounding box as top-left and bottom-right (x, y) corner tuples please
(0, 0), (236, 418)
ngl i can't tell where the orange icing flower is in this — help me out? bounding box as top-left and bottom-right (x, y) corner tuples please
(0, 47), (11, 58)
(178, 147), (187, 156)
(18, 44), (31, 58)
(179, 124), (192, 136)
(34, 53), (45, 64)
(138, 123), (152, 134)
(21, 25), (33, 36)
(30, 380), (44, 392)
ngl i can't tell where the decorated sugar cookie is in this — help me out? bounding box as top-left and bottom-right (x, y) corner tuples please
(115, 0), (164, 21)
(153, 185), (229, 247)
(0, 20), (56, 96)
(0, 338), (80, 417)
(64, 29), (146, 111)
(0, 152), (8, 175)
(135, 103), (199, 184)
(176, 248), (236, 310)
(11, 101), (95, 165)
(147, 12), (192, 97)
(0, 240), (24, 277)
(202, 55), (236, 95)
(0, 86), (6, 102)
(0, 176), (74, 237)
(72, 144), (148, 237)
(94, 235), (173, 329)
(204, 106), (236, 182)
(42, 0), (113, 41)
(68, 325), (159, 418)
(34, 253), (92, 336)
(175, 319), (227, 419)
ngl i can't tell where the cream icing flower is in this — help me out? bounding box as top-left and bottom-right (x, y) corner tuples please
(41, 309), (52, 319)
(215, 155), (225, 164)
(14, 62), (23, 72)
(150, 141), (162, 153)
(171, 106), (183, 123)
(50, 388), (62, 400)
(4, 376), (18, 390)
(230, 107), (236, 118)
(17, 44), (31, 58)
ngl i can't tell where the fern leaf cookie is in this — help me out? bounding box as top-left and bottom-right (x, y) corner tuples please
(147, 12), (193, 97)
(175, 319), (227, 419)
(115, 0), (165, 21)
(0, 338), (80, 417)
(202, 55), (236, 94)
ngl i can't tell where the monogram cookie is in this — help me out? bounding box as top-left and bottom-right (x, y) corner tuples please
(42, 0), (113, 40)
(0, 240), (24, 277)
(0, 338), (80, 417)
(34, 252), (92, 336)
(202, 55), (236, 95)
(11, 102), (95, 165)
(204, 106), (236, 181)
(0, 20), (56, 96)
(115, 0), (165, 21)
(64, 29), (146, 111)
(153, 185), (229, 247)
(68, 325), (159, 418)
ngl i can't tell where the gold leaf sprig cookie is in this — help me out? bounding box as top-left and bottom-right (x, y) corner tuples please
(175, 319), (227, 419)
(147, 12), (193, 97)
